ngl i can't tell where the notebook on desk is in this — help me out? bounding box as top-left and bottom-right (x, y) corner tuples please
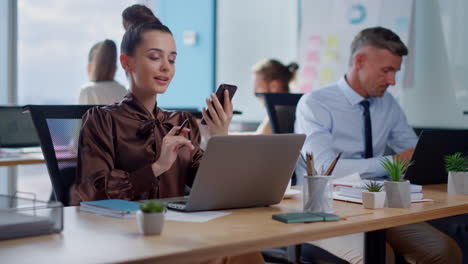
(80, 199), (141, 218)
(405, 130), (468, 185)
(166, 134), (306, 212)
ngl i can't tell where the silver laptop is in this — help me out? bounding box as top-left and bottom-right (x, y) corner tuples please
(166, 134), (305, 212)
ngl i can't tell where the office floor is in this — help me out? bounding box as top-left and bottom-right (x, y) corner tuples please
(17, 164), (51, 201)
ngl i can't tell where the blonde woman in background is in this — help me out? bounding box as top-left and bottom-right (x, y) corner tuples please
(78, 39), (127, 104)
(251, 59), (299, 134)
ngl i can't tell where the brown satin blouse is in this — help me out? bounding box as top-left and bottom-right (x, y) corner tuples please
(70, 93), (203, 205)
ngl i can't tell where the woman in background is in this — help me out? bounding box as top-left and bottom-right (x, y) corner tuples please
(251, 59), (299, 134)
(78, 39), (127, 104)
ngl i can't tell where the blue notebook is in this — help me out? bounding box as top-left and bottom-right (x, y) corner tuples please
(80, 199), (141, 218)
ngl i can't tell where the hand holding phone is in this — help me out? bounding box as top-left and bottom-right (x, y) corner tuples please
(200, 84), (237, 125)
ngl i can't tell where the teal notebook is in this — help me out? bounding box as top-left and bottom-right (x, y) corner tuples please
(272, 212), (340, 223)
(80, 199), (141, 218)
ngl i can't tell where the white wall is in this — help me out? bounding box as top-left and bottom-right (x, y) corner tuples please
(401, 0), (468, 128)
(216, 0), (298, 122)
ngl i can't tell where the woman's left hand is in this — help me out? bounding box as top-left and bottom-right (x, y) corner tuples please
(201, 89), (233, 136)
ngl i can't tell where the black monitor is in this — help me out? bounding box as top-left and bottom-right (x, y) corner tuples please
(405, 129), (468, 185)
(0, 106), (40, 148)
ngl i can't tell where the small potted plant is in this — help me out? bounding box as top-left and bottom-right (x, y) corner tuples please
(445, 152), (468, 194)
(362, 181), (385, 209)
(381, 157), (414, 208)
(137, 200), (165, 235)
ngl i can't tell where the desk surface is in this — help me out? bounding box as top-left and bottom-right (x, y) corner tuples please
(1, 185), (467, 264)
(0, 151), (76, 166)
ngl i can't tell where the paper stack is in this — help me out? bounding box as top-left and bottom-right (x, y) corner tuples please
(333, 173), (427, 203)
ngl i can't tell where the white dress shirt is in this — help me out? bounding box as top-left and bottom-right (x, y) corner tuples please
(78, 80), (127, 105)
(294, 77), (418, 178)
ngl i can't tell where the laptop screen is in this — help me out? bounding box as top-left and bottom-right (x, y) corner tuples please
(0, 106), (40, 148)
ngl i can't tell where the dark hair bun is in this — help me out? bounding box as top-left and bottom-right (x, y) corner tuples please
(287, 62), (299, 73)
(122, 4), (162, 30)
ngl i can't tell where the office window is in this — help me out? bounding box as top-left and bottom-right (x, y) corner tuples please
(16, 0), (136, 200)
(17, 0), (135, 104)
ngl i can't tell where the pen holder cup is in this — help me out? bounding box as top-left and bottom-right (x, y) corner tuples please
(303, 175), (334, 213)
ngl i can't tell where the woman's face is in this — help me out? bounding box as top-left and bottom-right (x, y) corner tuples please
(253, 73), (269, 95)
(124, 30), (177, 96)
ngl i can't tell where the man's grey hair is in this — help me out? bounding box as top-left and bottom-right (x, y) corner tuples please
(349, 27), (408, 65)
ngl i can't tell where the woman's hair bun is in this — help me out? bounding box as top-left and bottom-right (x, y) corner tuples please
(122, 4), (162, 31)
(287, 62), (299, 73)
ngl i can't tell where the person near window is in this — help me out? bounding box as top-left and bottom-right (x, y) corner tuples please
(78, 39), (127, 105)
(251, 59), (299, 134)
(71, 9), (264, 264)
(295, 26), (461, 264)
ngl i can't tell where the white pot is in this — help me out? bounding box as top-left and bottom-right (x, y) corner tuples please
(447, 171), (468, 194)
(384, 180), (411, 208)
(136, 210), (165, 235)
(362, 191), (386, 209)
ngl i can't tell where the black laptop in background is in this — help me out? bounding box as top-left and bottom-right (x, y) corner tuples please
(405, 129), (468, 185)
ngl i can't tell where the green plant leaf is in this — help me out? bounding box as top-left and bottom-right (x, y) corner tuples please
(380, 157), (414, 182)
(364, 180), (383, 192)
(444, 152), (468, 172)
(140, 200), (165, 213)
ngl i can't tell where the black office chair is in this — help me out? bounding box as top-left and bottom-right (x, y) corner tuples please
(25, 105), (99, 206)
(259, 93), (304, 134)
(259, 93), (306, 185)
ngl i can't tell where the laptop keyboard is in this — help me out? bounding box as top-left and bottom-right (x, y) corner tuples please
(170, 201), (188, 205)
(166, 198), (188, 210)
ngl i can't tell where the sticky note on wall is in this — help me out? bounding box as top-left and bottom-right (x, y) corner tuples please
(303, 66), (317, 80)
(306, 50), (320, 63)
(325, 36), (339, 49)
(319, 68), (334, 82)
(308, 35), (321, 47)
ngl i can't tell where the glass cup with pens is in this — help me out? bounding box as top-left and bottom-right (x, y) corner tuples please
(303, 152), (341, 214)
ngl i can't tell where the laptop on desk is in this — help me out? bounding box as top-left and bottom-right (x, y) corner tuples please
(166, 134), (306, 212)
(405, 129), (468, 185)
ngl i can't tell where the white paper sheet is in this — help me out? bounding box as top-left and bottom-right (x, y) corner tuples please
(333, 192), (433, 204)
(165, 210), (231, 222)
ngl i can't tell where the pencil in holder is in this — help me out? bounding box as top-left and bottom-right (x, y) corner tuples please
(303, 175), (334, 213)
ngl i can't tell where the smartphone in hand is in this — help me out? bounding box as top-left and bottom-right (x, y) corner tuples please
(201, 84), (237, 125)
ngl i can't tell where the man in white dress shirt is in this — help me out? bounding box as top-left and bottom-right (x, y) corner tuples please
(295, 27), (461, 264)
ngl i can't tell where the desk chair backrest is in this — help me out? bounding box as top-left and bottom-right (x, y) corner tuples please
(259, 93), (304, 134)
(25, 105), (100, 206)
(258, 93), (304, 186)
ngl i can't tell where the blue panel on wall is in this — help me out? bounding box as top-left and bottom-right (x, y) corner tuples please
(155, 0), (215, 109)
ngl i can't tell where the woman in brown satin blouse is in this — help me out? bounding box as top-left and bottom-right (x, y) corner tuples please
(70, 22), (233, 204)
(70, 11), (266, 264)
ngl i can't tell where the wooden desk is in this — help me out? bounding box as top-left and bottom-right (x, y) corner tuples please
(0, 151), (76, 166)
(1, 185), (467, 264)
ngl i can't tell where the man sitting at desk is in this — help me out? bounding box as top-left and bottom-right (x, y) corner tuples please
(295, 27), (461, 264)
